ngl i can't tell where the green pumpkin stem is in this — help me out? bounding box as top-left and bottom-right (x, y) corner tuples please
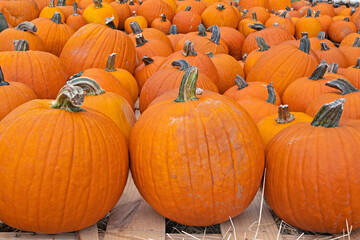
(93, 0), (103, 8)
(67, 77), (106, 96)
(299, 35), (310, 54)
(285, 6), (291, 11)
(0, 67), (9, 86)
(266, 82), (276, 104)
(49, 0), (55, 7)
(311, 98), (345, 128)
(217, 4), (225, 11)
(248, 23), (266, 31)
(320, 42), (330, 51)
(169, 25), (178, 34)
(354, 58), (360, 69)
(314, 10), (320, 17)
(105, 53), (116, 72)
(135, 34), (148, 47)
(309, 63), (328, 80)
(130, 21), (143, 34)
(183, 40), (197, 57)
(353, 37), (360, 47)
(15, 22), (37, 32)
(142, 56), (154, 65)
(279, 11), (287, 18)
(256, 36), (270, 51)
(325, 78), (359, 95)
(70, 71), (84, 80)
(160, 13), (167, 22)
(327, 63), (339, 73)
(252, 12), (258, 21)
(184, 5), (192, 11)
(198, 24), (207, 37)
(306, 8), (312, 17)
(317, 31), (325, 40)
(51, 84), (86, 112)
(14, 40), (29, 51)
(174, 66), (199, 102)
(235, 75), (248, 90)
(51, 12), (63, 24)
(208, 25), (221, 45)
(73, 2), (79, 16)
(171, 59), (191, 71)
(106, 17), (117, 29)
(275, 105), (295, 124)
(0, 13), (9, 33)
(57, 0), (66, 6)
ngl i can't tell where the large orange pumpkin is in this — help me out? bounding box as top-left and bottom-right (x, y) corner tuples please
(133, 56), (165, 91)
(130, 66), (265, 226)
(339, 37), (360, 66)
(0, 0), (40, 27)
(0, 83), (129, 233)
(219, 26), (245, 60)
(201, 2), (239, 29)
(295, 8), (322, 39)
(342, 58), (360, 89)
(137, 0), (175, 25)
(83, 0), (120, 27)
(266, 99), (360, 233)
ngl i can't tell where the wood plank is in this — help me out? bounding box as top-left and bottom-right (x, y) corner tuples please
(0, 233), (78, 240)
(220, 190), (280, 240)
(77, 224), (99, 240)
(165, 233), (222, 240)
(103, 173), (165, 240)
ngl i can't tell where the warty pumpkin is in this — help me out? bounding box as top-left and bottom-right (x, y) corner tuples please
(65, 3), (86, 31)
(130, 66), (265, 226)
(134, 56), (165, 90)
(265, 99), (360, 233)
(83, 0), (120, 27)
(201, 3), (239, 28)
(0, 83), (129, 233)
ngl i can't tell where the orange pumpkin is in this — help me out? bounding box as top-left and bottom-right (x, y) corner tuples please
(309, 31), (335, 50)
(328, 17), (357, 43)
(314, 42), (349, 68)
(201, 3), (239, 28)
(55, 0), (74, 19)
(239, 0), (266, 9)
(172, 6), (202, 34)
(176, 0), (207, 16)
(167, 25), (185, 49)
(65, 3), (86, 31)
(151, 13), (171, 34)
(110, 0), (132, 30)
(238, 12), (262, 37)
(137, 0), (175, 25)
(340, 30), (360, 47)
(134, 56), (165, 90)
(83, 0), (120, 27)
(219, 26), (245, 60)
(39, 0), (66, 22)
(266, 0), (292, 12)
(339, 37), (360, 66)
(314, 10), (333, 33)
(295, 8), (322, 39)
(244, 7), (271, 24)
(265, 10), (295, 36)
(244, 36), (270, 76)
(342, 58), (360, 89)
(0, 0), (40, 27)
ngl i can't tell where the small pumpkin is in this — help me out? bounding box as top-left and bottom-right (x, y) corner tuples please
(342, 58), (360, 89)
(124, 13), (148, 34)
(328, 17), (357, 43)
(314, 42), (349, 68)
(65, 3), (87, 31)
(339, 37), (360, 66)
(265, 10), (295, 36)
(172, 6), (202, 34)
(39, 0), (66, 22)
(295, 8), (322, 39)
(137, 0), (175, 25)
(243, 6), (271, 24)
(83, 0), (120, 27)
(134, 56), (165, 90)
(238, 12), (262, 37)
(314, 10), (333, 33)
(151, 13), (171, 34)
(110, 0), (132, 30)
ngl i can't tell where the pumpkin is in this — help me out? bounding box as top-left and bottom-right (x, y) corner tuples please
(130, 66), (264, 226)
(127, 0), (140, 13)
(110, 0), (131, 30)
(124, 14), (148, 34)
(201, 3), (239, 29)
(176, 0), (207, 16)
(173, 24), (211, 51)
(0, 12), (9, 32)
(314, 10), (333, 33)
(0, 21), (45, 51)
(167, 25), (185, 49)
(32, 13), (75, 56)
(0, 83), (129, 233)
(39, 0), (66, 22)
(266, 0), (292, 12)
(339, 37), (360, 66)
(295, 8), (322, 39)
(265, 10), (295, 36)
(139, 59), (219, 112)
(206, 52), (244, 93)
(328, 17), (357, 43)
(83, 0), (120, 27)
(219, 26), (245, 60)
(60, 21), (137, 76)
(238, 12), (262, 37)
(223, 75), (281, 105)
(309, 31), (335, 50)
(314, 42), (349, 68)
(244, 7), (271, 24)
(151, 14), (171, 34)
(0, 40), (68, 99)
(78, 0), (113, 9)
(247, 35), (319, 96)
(350, 8), (360, 30)
(257, 104), (313, 146)
(244, 36), (270, 77)
(137, 0), (175, 25)
(56, 0), (74, 19)
(0, 0), (40, 27)
(0, 66), (37, 120)
(239, 0), (266, 9)
(284, 6), (302, 18)
(65, 3), (86, 31)
(292, 0), (308, 10)
(342, 58), (360, 89)
(310, 2), (335, 17)
(265, 99), (360, 233)
(282, 62), (341, 112)
(67, 77), (136, 144)
(134, 56), (165, 90)
(172, 6), (202, 34)
(340, 30), (360, 47)
(306, 78), (360, 122)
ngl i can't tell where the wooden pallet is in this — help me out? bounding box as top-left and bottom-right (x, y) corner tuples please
(1, 173), (359, 240)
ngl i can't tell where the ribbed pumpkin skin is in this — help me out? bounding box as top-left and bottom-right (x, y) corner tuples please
(108, 68), (139, 103)
(265, 121), (360, 233)
(0, 100), (129, 233)
(0, 50), (68, 99)
(237, 97), (278, 123)
(0, 81), (37, 120)
(219, 27), (245, 60)
(83, 3), (120, 28)
(0, 0), (40, 27)
(130, 90), (264, 226)
(314, 47), (349, 69)
(137, 0), (175, 25)
(59, 23), (136, 76)
(340, 32), (360, 47)
(342, 67), (360, 89)
(129, 28), (173, 50)
(0, 28), (45, 51)
(339, 45), (360, 66)
(135, 38), (173, 65)
(266, 0), (292, 12)
(134, 56), (165, 90)
(247, 43), (319, 96)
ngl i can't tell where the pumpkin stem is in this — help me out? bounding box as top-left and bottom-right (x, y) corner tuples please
(129, 0), (134, 5)
(51, 12), (63, 24)
(301, 32), (308, 38)
(106, 17), (117, 29)
(217, 4), (225, 11)
(198, 24), (207, 36)
(49, 0), (55, 7)
(174, 66), (198, 102)
(51, 84), (86, 112)
(299, 35), (310, 54)
(130, 21), (143, 34)
(279, 10), (287, 18)
(206, 52), (214, 58)
(325, 78), (359, 95)
(160, 13), (167, 22)
(70, 71), (84, 80)
(171, 59), (191, 71)
(73, 2), (79, 16)
(208, 25), (221, 45)
(317, 31), (325, 40)
(306, 8), (312, 17)
(132, 11), (137, 17)
(308, 63), (328, 80)
(14, 40), (29, 51)
(327, 63), (339, 73)
(256, 36), (270, 51)
(353, 37), (360, 47)
(0, 67), (9, 86)
(351, 7), (356, 16)
(248, 23), (266, 31)
(285, 6), (291, 11)
(93, 0), (103, 8)
(242, 53), (248, 61)
(0, 13), (9, 33)
(251, 12), (258, 21)
(320, 42), (330, 51)
(235, 75), (248, 90)
(344, 17), (350, 22)
(67, 77), (106, 96)
(354, 58), (360, 69)
(183, 40), (197, 57)
(142, 56), (154, 65)
(105, 53), (116, 72)
(311, 98), (345, 128)
(242, 9), (248, 18)
(169, 25), (178, 34)
(266, 82), (276, 104)
(275, 105), (295, 124)
(15, 22), (37, 32)
(135, 34), (148, 47)
(119, 0), (126, 3)
(314, 10), (320, 17)
(57, 0), (66, 6)
(184, 5), (192, 11)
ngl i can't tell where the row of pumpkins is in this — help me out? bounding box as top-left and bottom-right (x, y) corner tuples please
(1, 0), (360, 236)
